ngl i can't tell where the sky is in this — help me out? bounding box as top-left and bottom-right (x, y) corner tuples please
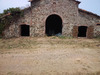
(79, 0), (100, 16)
(0, 0), (100, 16)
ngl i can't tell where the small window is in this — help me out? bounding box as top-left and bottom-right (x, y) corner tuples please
(97, 24), (100, 26)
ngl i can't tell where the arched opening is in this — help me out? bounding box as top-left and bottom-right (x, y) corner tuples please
(45, 14), (62, 36)
(20, 24), (30, 36)
(78, 26), (87, 37)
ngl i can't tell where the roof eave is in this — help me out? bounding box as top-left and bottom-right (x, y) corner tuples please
(79, 8), (100, 18)
(29, 0), (33, 2)
(75, 0), (81, 4)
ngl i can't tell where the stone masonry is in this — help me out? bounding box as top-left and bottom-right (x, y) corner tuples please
(3, 0), (100, 38)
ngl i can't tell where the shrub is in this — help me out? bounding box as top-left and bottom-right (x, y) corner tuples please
(0, 7), (23, 37)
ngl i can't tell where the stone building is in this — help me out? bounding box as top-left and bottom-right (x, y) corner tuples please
(3, 0), (100, 38)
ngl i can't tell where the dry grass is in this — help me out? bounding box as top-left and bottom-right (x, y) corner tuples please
(0, 36), (100, 50)
(0, 37), (100, 75)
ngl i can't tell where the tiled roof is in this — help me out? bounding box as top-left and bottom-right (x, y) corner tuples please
(79, 8), (100, 18)
(29, 0), (33, 2)
(0, 13), (11, 19)
(1, 2), (100, 19)
(75, 0), (81, 4)
(29, 0), (80, 3)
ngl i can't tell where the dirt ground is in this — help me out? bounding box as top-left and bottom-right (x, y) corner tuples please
(0, 37), (100, 75)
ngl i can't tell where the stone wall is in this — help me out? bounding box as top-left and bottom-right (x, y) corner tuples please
(3, 0), (100, 38)
(30, 0), (79, 37)
(94, 25), (100, 37)
(78, 9), (100, 26)
(3, 8), (31, 38)
(78, 9), (100, 37)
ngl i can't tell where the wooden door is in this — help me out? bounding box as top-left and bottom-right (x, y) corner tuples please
(72, 26), (78, 38)
(87, 26), (94, 38)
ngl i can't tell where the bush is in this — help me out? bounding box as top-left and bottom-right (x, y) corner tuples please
(0, 7), (23, 37)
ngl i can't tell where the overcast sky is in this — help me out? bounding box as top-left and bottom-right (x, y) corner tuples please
(0, 0), (100, 16)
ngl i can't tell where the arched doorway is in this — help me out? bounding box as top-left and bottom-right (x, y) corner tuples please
(20, 24), (30, 36)
(78, 26), (87, 37)
(45, 14), (62, 36)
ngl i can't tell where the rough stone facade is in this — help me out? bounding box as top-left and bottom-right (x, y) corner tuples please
(3, 0), (100, 38)
(78, 9), (100, 38)
(3, 8), (31, 38)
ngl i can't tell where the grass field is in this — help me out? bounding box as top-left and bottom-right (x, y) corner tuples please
(0, 37), (100, 75)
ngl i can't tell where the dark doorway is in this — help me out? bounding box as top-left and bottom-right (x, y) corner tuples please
(20, 25), (30, 36)
(45, 14), (62, 36)
(78, 26), (87, 37)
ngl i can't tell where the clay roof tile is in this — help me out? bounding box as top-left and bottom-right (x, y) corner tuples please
(79, 8), (100, 18)
(29, 0), (33, 2)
